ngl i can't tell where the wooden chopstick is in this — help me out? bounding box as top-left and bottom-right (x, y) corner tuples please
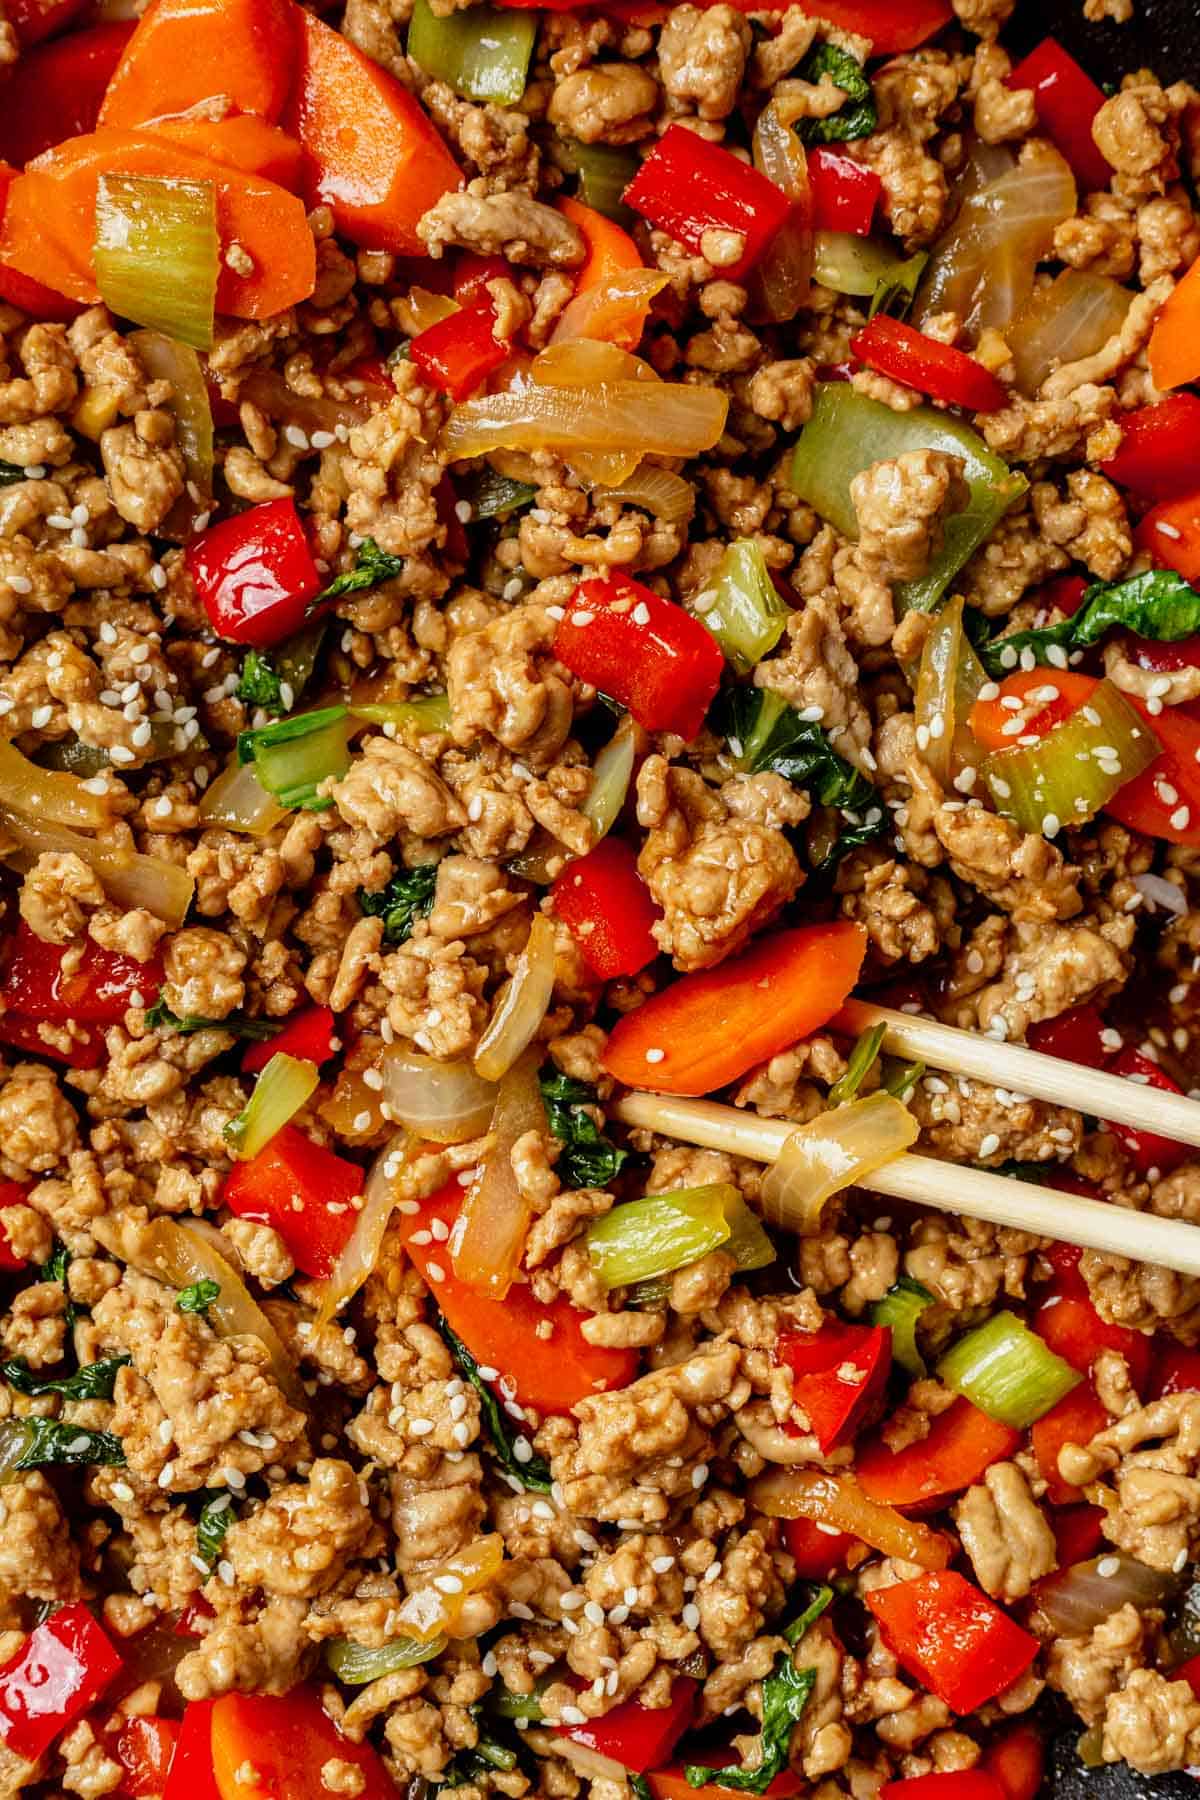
(612, 1090), (1200, 1278)
(833, 999), (1200, 1155)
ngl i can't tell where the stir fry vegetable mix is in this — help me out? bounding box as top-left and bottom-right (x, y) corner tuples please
(1, 0), (1200, 1791)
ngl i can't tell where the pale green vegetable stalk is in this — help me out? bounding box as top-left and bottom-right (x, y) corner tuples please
(871, 1278), (935, 1377)
(585, 1183), (774, 1290)
(699, 539), (790, 673)
(407, 0), (536, 105)
(326, 1635), (446, 1684)
(980, 679), (1159, 836)
(938, 1311), (1081, 1428)
(224, 1052), (319, 1161)
(95, 174), (218, 351)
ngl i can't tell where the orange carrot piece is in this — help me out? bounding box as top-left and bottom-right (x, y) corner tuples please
(2, 131), (314, 318)
(147, 117), (303, 191)
(285, 9), (461, 255)
(98, 0), (298, 129)
(1148, 253), (1200, 392)
(552, 196), (666, 350)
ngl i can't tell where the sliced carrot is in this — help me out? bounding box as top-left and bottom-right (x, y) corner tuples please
(2, 131), (315, 318)
(211, 1689), (394, 1800)
(147, 117), (303, 191)
(1135, 485), (1200, 584)
(966, 667), (1099, 754)
(285, 9), (462, 255)
(0, 162), (79, 321)
(1148, 253), (1200, 392)
(98, 0), (298, 130)
(552, 196), (665, 350)
(602, 921), (867, 1097)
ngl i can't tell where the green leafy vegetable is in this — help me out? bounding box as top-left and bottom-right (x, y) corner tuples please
(870, 1279), (935, 1378)
(39, 1243), (70, 1287)
(312, 537), (405, 609)
(145, 997), (283, 1041)
(631, 1778), (653, 1800)
(358, 862), (439, 945)
(979, 569), (1200, 678)
(237, 649), (284, 711)
(237, 703), (352, 810)
(699, 539), (790, 674)
(869, 251), (928, 321)
(440, 1320), (552, 1493)
(458, 467), (538, 521)
(881, 1056), (925, 1103)
(177, 1279), (220, 1316)
(0, 1355), (129, 1402)
(196, 1490), (235, 1570)
(0, 461), (28, 487)
(797, 45), (876, 143)
(326, 1634), (446, 1684)
(539, 1069), (631, 1190)
(686, 1590), (830, 1792)
(1, 1416), (125, 1474)
(828, 1024), (886, 1106)
(443, 1709), (521, 1787)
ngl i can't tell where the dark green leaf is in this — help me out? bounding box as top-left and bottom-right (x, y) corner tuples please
(358, 862), (439, 945)
(979, 569), (1200, 678)
(539, 1069), (631, 1191)
(443, 1707), (521, 1786)
(631, 1777), (653, 1800)
(13, 1417), (125, 1472)
(0, 461), (28, 488)
(1, 1355), (129, 1401)
(717, 686), (880, 813)
(828, 1025), (885, 1105)
(38, 1243), (70, 1287)
(177, 1279), (220, 1315)
(236, 649), (284, 711)
(458, 467), (538, 521)
(686, 1613), (822, 1793)
(145, 997), (283, 1041)
(440, 1320), (552, 1492)
(196, 1490), (236, 1569)
(311, 537), (406, 610)
(783, 1584), (833, 1646)
(237, 703), (348, 767)
(868, 251), (928, 322)
(797, 44), (876, 144)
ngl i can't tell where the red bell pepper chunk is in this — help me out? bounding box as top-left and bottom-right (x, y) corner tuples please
(115, 1717), (181, 1798)
(210, 1688), (395, 1800)
(648, 1765), (804, 1800)
(556, 1678), (694, 1773)
(1030, 1382), (1111, 1505)
(1034, 1288), (1152, 1390)
(5, 921), (162, 1027)
(3, 0), (89, 48)
(0, 23), (135, 169)
(410, 290), (508, 402)
(983, 1726), (1043, 1800)
(850, 317), (1007, 413)
(778, 1322), (891, 1453)
(1026, 1003), (1109, 1069)
(1121, 633), (1200, 677)
(222, 1123), (363, 1278)
(866, 1571), (1038, 1713)
(453, 252), (510, 300)
(1106, 1046), (1190, 1176)
(1006, 38), (1111, 192)
(554, 570), (725, 741)
(1050, 1503), (1105, 1569)
(623, 125), (791, 282)
(242, 1006), (336, 1075)
(1172, 1653), (1200, 1701)
(857, 1395), (1020, 1508)
(162, 1702), (221, 1800)
(782, 1513), (859, 1581)
(0, 1604), (123, 1761)
(808, 147), (880, 236)
(881, 1775), (1004, 1800)
(1100, 394), (1200, 502)
(173, 1594), (216, 1638)
(1150, 1341), (1200, 1399)
(0, 1182), (31, 1273)
(185, 497), (322, 648)
(1135, 485), (1200, 585)
(1030, 573), (1088, 623)
(551, 839), (661, 981)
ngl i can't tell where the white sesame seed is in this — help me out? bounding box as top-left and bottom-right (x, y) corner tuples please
(682, 1603), (700, 1630)
(644, 1047), (665, 1064)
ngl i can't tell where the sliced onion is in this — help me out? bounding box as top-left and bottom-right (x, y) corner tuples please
(315, 1131), (418, 1330)
(198, 757), (291, 837)
(130, 328), (213, 538)
(914, 595), (964, 787)
(550, 269), (670, 351)
(452, 1049), (544, 1299)
(533, 340), (658, 386)
(393, 1534), (505, 1640)
(581, 714), (636, 843)
(0, 807), (193, 927)
(380, 1050), (497, 1143)
(747, 98), (813, 324)
(474, 911), (557, 1083)
(751, 1467), (952, 1571)
(593, 467), (694, 523)
(441, 375), (729, 468)
(238, 367), (373, 437)
(760, 1093), (919, 1237)
(0, 739), (109, 829)
(1033, 1553), (1177, 1636)
(405, 287), (459, 334)
(141, 1217), (305, 1408)
(1008, 270), (1133, 396)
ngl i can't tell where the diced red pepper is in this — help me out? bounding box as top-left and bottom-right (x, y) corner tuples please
(0, 1604), (123, 1762)
(857, 1395), (1020, 1508)
(1026, 1004), (1110, 1069)
(1106, 1046), (1190, 1176)
(1030, 573), (1088, 623)
(242, 1006), (336, 1075)
(1050, 1503), (1106, 1569)
(1033, 1289), (1152, 1392)
(453, 252), (510, 300)
(623, 125), (791, 282)
(1121, 633), (1200, 677)
(185, 497), (322, 648)
(867, 1571), (1038, 1713)
(3, 0), (89, 48)
(648, 1765), (803, 1800)
(1134, 485), (1200, 586)
(162, 1702), (220, 1800)
(410, 291), (508, 402)
(210, 1688), (394, 1800)
(0, 23), (134, 169)
(551, 839), (661, 981)
(222, 1123), (362, 1278)
(983, 1726), (1043, 1800)
(115, 1717), (181, 1798)
(782, 1513), (859, 1581)
(1006, 38), (1111, 192)
(1100, 394), (1200, 502)
(808, 147), (880, 236)
(0, 1183), (30, 1273)
(881, 1775), (1004, 1800)
(553, 570), (725, 741)
(556, 1678), (694, 1774)
(778, 1322), (892, 1453)
(1172, 1653), (1200, 1701)
(850, 317), (1007, 413)
(1150, 1342), (1200, 1400)
(4, 921), (162, 1027)
(1030, 1382), (1111, 1505)
(173, 1595), (216, 1638)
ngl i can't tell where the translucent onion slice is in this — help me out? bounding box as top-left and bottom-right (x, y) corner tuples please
(474, 911), (557, 1083)
(393, 1534), (505, 1640)
(130, 329), (214, 539)
(533, 340), (658, 386)
(441, 377), (729, 467)
(238, 366), (374, 437)
(1007, 270), (1133, 397)
(550, 268), (670, 349)
(325, 1634), (447, 1684)
(0, 739), (109, 829)
(750, 1467), (952, 1571)
(555, 1741), (631, 1783)
(95, 174), (218, 352)
(582, 715), (636, 843)
(593, 467), (694, 523)
(452, 1049), (544, 1298)
(1033, 1553), (1177, 1636)
(0, 808), (194, 927)
(760, 1093), (919, 1237)
(198, 757), (291, 837)
(380, 1050), (497, 1143)
(747, 98), (813, 324)
(141, 1217), (305, 1408)
(224, 1051), (319, 1162)
(914, 594), (965, 787)
(315, 1130), (417, 1330)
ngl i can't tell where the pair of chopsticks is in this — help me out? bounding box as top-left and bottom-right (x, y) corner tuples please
(613, 1000), (1200, 1278)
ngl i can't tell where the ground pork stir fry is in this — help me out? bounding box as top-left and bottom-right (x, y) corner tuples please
(3, 0), (1200, 1794)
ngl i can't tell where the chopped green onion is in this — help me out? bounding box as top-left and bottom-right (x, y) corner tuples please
(325, 1635), (447, 1685)
(95, 174), (218, 352)
(937, 1311), (1081, 1428)
(238, 704), (353, 810)
(870, 1278), (935, 1378)
(224, 1051), (319, 1162)
(829, 1024), (885, 1106)
(490, 1683), (546, 1722)
(407, 0), (535, 105)
(177, 1278), (220, 1315)
(791, 385), (1028, 614)
(980, 678), (1159, 837)
(555, 141), (639, 222)
(584, 1183), (773, 1291)
(881, 1056), (925, 1103)
(349, 693), (452, 734)
(698, 538), (790, 674)
(814, 232), (924, 303)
